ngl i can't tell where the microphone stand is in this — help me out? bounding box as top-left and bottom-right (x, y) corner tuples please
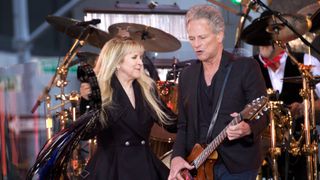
(234, 2), (253, 50)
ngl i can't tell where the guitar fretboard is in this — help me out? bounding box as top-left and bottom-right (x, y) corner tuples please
(193, 115), (242, 168)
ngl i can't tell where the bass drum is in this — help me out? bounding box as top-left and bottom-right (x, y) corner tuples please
(150, 124), (176, 158)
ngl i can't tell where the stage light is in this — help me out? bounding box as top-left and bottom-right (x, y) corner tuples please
(230, 0), (241, 5)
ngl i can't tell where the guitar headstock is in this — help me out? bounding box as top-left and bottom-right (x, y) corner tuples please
(241, 96), (268, 121)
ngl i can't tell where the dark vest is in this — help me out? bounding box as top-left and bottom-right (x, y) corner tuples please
(253, 53), (304, 105)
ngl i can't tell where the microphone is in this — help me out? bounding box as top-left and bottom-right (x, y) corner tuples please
(242, 0), (260, 12)
(76, 19), (101, 26)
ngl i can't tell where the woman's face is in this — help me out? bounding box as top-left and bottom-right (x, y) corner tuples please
(116, 51), (144, 82)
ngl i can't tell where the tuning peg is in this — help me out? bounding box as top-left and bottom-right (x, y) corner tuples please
(263, 107), (269, 111)
(255, 115), (260, 119)
(259, 112), (264, 116)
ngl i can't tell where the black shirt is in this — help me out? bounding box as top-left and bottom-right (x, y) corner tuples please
(198, 64), (218, 144)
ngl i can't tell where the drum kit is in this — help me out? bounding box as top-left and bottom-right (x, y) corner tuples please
(238, 1), (320, 180)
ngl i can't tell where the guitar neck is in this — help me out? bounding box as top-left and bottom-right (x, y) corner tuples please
(193, 115), (242, 168)
(190, 96), (268, 169)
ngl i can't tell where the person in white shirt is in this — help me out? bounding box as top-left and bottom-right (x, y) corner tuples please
(257, 44), (320, 118)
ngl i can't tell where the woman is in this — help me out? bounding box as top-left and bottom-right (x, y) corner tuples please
(80, 37), (176, 180)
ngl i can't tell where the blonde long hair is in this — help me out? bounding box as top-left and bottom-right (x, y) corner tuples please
(96, 37), (172, 127)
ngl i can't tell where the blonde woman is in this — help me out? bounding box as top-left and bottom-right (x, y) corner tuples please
(80, 37), (177, 180)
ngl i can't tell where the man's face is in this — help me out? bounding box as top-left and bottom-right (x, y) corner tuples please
(259, 45), (274, 59)
(187, 18), (223, 62)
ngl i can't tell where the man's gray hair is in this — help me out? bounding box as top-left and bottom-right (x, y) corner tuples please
(186, 4), (225, 34)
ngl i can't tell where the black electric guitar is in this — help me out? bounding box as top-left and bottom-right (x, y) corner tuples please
(182, 96), (269, 180)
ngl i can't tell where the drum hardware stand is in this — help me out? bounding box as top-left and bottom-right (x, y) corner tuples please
(271, 36), (318, 179)
(266, 88), (306, 179)
(267, 89), (283, 180)
(30, 25), (94, 179)
(50, 91), (89, 178)
(45, 95), (53, 139)
(55, 27), (98, 178)
(268, 100), (281, 180)
(289, 127), (303, 156)
(284, 49), (318, 180)
(269, 15), (319, 178)
(31, 25), (92, 130)
(53, 92), (80, 128)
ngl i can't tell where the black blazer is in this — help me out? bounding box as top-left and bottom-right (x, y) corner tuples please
(82, 76), (176, 180)
(172, 51), (268, 173)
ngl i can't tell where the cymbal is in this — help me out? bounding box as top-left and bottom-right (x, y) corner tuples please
(282, 76), (320, 84)
(297, 2), (320, 16)
(311, 35), (320, 60)
(46, 15), (112, 48)
(298, 2), (320, 32)
(310, 8), (320, 32)
(68, 51), (99, 67)
(241, 15), (273, 46)
(241, 13), (310, 45)
(108, 23), (181, 52)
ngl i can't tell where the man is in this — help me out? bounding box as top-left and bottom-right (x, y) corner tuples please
(256, 44), (320, 117)
(254, 43), (320, 179)
(168, 4), (268, 180)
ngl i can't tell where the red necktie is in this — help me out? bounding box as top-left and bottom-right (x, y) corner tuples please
(261, 51), (285, 70)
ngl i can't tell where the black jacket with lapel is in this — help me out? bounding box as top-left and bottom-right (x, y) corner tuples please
(172, 50), (268, 173)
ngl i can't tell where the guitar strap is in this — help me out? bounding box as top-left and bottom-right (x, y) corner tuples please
(206, 63), (233, 143)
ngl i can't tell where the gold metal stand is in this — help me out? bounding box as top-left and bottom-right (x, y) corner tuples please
(268, 100), (281, 180)
(286, 50), (318, 180)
